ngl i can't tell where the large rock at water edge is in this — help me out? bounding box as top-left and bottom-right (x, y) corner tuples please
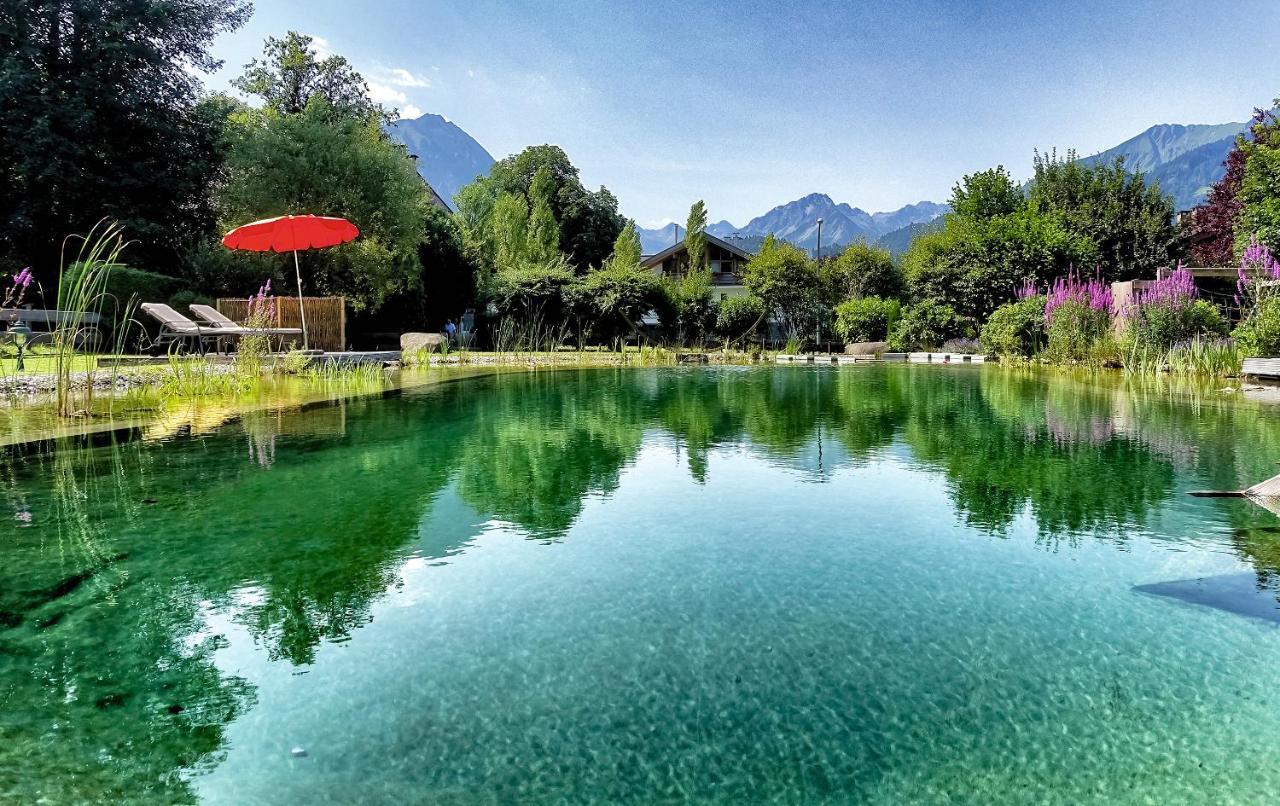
(401, 332), (445, 353)
(844, 341), (888, 356)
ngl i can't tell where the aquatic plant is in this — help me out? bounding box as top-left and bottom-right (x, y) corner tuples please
(1166, 337), (1242, 377)
(236, 280), (278, 371)
(53, 221), (130, 418)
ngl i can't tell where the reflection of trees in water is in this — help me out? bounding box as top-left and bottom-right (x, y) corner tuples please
(5, 366), (1280, 798)
(0, 442), (254, 803)
(454, 371), (647, 535)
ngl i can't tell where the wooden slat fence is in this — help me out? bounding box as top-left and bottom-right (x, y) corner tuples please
(217, 296), (346, 352)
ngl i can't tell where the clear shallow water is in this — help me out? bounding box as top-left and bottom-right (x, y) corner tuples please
(4, 366), (1280, 803)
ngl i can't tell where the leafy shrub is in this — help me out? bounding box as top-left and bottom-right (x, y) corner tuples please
(715, 294), (766, 344)
(570, 264), (663, 344)
(1044, 299), (1111, 363)
(1233, 294), (1280, 357)
(834, 296), (900, 343)
(60, 262), (183, 336)
(492, 258), (576, 325)
(980, 296), (1046, 357)
(888, 300), (960, 351)
(658, 269), (714, 344)
(1121, 267), (1225, 352)
(1126, 298), (1227, 352)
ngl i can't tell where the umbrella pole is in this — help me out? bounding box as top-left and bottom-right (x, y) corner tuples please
(293, 249), (309, 350)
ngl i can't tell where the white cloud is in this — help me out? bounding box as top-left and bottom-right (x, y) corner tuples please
(401, 104), (423, 119)
(383, 67), (430, 88)
(309, 35), (332, 59)
(367, 81), (408, 106)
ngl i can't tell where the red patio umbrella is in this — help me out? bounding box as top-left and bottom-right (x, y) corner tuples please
(222, 214), (359, 349)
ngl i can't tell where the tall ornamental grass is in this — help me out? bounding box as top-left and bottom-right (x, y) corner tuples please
(54, 221), (132, 418)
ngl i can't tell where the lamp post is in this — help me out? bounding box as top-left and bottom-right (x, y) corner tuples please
(8, 321), (32, 371)
(815, 218), (824, 352)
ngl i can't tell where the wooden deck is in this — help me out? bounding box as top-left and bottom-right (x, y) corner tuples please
(1242, 358), (1280, 379)
(907, 352), (986, 364)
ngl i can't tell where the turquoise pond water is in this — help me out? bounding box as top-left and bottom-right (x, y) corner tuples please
(5, 365), (1280, 803)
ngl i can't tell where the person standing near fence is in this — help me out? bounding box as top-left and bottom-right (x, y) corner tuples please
(444, 320), (456, 345)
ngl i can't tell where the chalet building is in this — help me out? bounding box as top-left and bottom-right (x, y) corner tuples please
(640, 234), (754, 300)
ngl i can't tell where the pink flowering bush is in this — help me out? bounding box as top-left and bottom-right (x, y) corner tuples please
(1122, 264), (1226, 351)
(1043, 271), (1114, 362)
(1044, 271), (1112, 323)
(1233, 237), (1280, 356)
(1237, 235), (1280, 308)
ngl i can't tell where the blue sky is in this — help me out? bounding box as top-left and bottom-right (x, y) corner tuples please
(205, 0), (1280, 227)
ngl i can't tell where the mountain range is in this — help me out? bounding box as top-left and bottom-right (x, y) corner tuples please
(638, 195), (949, 255)
(388, 110), (1246, 254)
(1076, 121), (1245, 210)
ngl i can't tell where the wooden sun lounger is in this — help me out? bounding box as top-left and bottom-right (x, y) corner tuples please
(188, 304), (303, 339)
(140, 302), (249, 353)
(189, 304), (303, 351)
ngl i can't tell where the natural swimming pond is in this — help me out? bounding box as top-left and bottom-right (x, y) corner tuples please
(4, 365), (1280, 803)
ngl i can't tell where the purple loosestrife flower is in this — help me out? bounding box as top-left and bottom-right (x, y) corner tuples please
(4, 267), (33, 307)
(1133, 264), (1196, 312)
(1238, 236), (1280, 303)
(1015, 280), (1038, 300)
(1044, 269), (1113, 323)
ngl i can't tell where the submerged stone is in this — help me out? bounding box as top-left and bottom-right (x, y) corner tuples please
(1134, 573), (1280, 624)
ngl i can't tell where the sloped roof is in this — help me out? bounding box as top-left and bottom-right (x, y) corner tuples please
(640, 233), (755, 268)
(424, 181), (452, 212)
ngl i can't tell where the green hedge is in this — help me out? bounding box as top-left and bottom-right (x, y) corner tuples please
(834, 296), (900, 343)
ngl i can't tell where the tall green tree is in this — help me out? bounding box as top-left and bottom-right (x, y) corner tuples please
(902, 207), (1092, 325)
(949, 166), (1024, 221)
(685, 200), (708, 272)
(824, 241), (904, 303)
(491, 192), (530, 271)
(526, 165), (561, 264)
(232, 31), (385, 121)
(0, 0), (251, 271)
(217, 98), (430, 312)
(1236, 100), (1280, 255)
(485, 145), (624, 270)
(606, 221), (644, 272)
(741, 235), (822, 339)
(1028, 150), (1175, 280)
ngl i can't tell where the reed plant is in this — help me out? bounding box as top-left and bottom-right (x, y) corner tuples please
(53, 221), (130, 417)
(1166, 337), (1242, 377)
